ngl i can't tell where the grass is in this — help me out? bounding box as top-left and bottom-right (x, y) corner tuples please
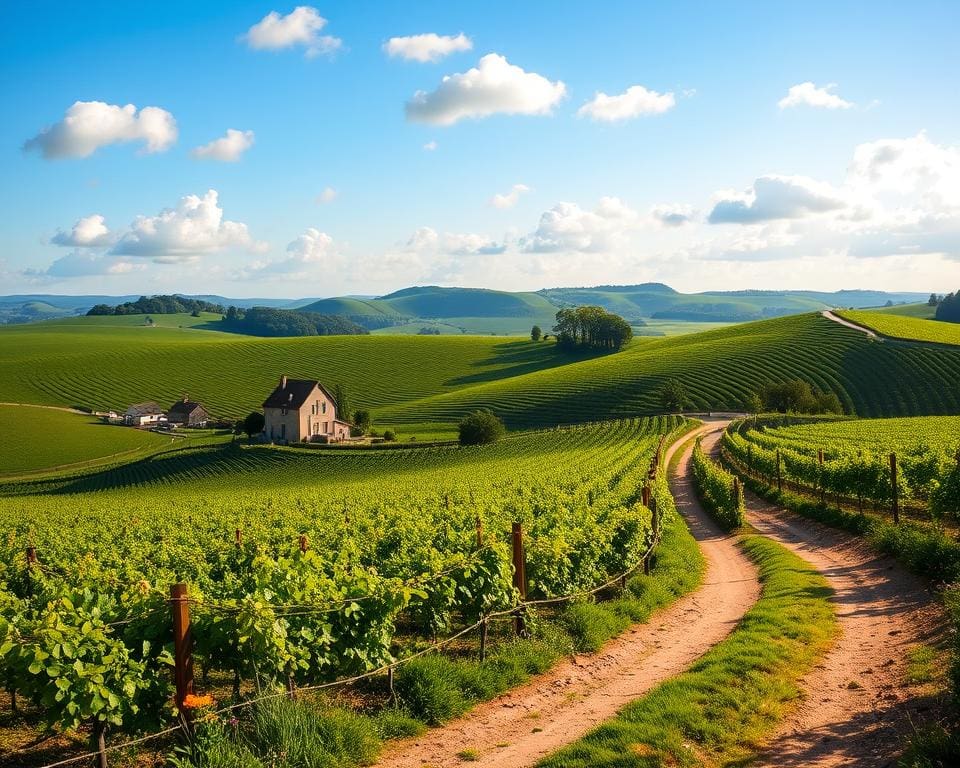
(538, 535), (836, 768)
(838, 310), (960, 346)
(906, 646), (939, 685)
(869, 302), (937, 319)
(0, 404), (169, 475)
(4, 313), (960, 436)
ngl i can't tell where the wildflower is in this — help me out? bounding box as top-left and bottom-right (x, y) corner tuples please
(182, 693), (215, 709)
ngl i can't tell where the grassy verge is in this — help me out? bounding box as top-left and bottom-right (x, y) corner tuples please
(538, 534), (836, 767)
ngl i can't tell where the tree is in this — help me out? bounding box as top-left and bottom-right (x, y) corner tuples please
(531, 325), (542, 341)
(332, 384), (350, 421)
(242, 411), (265, 438)
(458, 410), (505, 446)
(744, 393), (764, 418)
(936, 291), (960, 323)
(659, 378), (689, 413)
(552, 306), (632, 351)
(928, 293), (940, 306)
(352, 409), (371, 435)
(759, 380), (843, 414)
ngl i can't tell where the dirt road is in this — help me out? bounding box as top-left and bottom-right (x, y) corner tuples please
(374, 422), (760, 768)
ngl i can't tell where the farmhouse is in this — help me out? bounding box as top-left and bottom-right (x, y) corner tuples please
(262, 376), (352, 443)
(167, 396), (209, 428)
(124, 402), (165, 426)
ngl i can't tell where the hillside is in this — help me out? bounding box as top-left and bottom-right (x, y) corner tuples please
(3, 312), (959, 431)
(837, 309), (960, 346)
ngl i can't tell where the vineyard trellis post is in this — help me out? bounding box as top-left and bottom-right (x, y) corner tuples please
(235, 528), (242, 548)
(169, 583), (195, 726)
(890, 452), (899, 524)
(511, 522), (527, 637)
(298, 534), (308, 553)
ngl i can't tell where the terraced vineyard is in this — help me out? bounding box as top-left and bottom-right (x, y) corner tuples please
(837, 309), (960, 345)
(0, 417), (682, 741)
(4, 313), (960, 434)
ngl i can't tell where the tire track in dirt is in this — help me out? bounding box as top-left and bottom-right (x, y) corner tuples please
(373, 422), (760, 768)
(700, 425), (947, 767)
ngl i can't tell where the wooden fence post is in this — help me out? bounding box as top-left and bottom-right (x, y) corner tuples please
(170, 583), (194, 722)
(776, 450), (783, 493)
(92, 719), (108, 768)
(511, 522), (527, 637)
(890, 452), (899, 525)
(298, 534), (308, 553)
(235, 528), (242, 548)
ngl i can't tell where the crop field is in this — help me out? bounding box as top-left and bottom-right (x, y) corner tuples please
(4, 313), (960, 435)
(871, 303), (937, 319)
(0, 404), (170, 475)
(0, 416), (683, 743)
(837, 310), (960, 345)
(722, 415), (960, 512)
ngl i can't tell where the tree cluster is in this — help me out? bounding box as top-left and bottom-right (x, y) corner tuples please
(87, 295), (225, 316)
(757, 379), (843, 414)
(552, 306), (633, 351)
(458, 409), (505, 446)
(220, 307), (367, 337)
(935, 291), (960, 322)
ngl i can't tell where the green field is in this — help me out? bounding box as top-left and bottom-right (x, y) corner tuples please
(0, 404), (170, 475)
(4, 312), (960, 431)
(869, 302), (937, 319)
(837, 309), (960, 345)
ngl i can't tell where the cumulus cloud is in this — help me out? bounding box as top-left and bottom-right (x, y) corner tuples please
(577, 85), (675, 122)
(25, 251), (140, 279)
(778, 82), (853, 110)
(651, 204), (695, 227)
(51, 214), (114, 247)
(111, 190), (259, 262)
(316, 186), (338, 204)
(405, 54), (566, 126)
(24, 101), (177, 159)
(405, 226), (506, 256)
(242, 6), (341, 57)
(491, 183), (530, 209)
(241, 227), (342, 278)
(384, 32), (472, 63)
(521, 197), (639, 253)
(423, 140), (438, 151)
(191, 129), (255, 162)
(708, 175), (848, 224)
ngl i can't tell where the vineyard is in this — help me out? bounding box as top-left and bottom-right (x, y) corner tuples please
(722, 415), (960, 519)
(0, 416), (685, 760)
(837, 309), (960, 346)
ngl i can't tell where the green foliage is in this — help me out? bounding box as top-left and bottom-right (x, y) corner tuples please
(351, 409), (371, 435)
(458, 409), (505, 446)
(691, 439), (745, 530)
(88, 295), (225, 317)
(553, 306), (633, 350)
(382, 429), (396, 442)
(561, 602), (629, 653)
(759, 378), (843, 414)
(658, 378), (688, 412)
(840, 308), (960, 345)
(242, 411), (265, 438)
(221, 306), (368, 337)
(531, 325), (542, 341)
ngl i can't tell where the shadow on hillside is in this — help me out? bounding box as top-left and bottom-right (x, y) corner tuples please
(446, 340), (613, 386)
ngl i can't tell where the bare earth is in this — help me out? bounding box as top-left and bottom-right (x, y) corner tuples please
(374, 422), (760, 768)
(700, 425), (947, 768)
(821, 310), (878, 338)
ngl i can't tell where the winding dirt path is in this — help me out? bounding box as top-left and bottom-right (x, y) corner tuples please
(374, 423), (760, 768)
(821, 310), (878, 338)
(700, 425), (947, 767)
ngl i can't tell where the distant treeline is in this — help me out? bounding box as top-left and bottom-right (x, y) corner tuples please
(87, 295), (225, 316)
(935, 292), (960, 323)
(221, 306), (367, 337)
(554, 306), (633, 350)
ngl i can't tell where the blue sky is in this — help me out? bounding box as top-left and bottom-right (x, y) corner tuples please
(2, 0), (959, 297)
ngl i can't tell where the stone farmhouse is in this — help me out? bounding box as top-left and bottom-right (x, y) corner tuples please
(262, 376), (352, 443)
(167, 396), (209, 428)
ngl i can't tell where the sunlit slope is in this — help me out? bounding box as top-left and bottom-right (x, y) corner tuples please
(838, 309), (960, 345)
(378, 313), (960, 426)
(0, 325), (596, 417)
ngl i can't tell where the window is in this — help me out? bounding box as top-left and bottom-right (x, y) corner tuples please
(322, 401), (327, 414)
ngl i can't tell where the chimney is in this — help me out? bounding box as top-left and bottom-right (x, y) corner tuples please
(280, 375), (288, 390)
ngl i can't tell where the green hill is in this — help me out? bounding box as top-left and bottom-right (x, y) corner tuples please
(837, 310), (960, 346)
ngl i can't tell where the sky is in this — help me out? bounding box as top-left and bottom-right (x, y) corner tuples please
(2, 0), (959, 298)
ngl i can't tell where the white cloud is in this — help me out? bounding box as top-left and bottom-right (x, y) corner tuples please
(111, 190), (260, 262)
(242, 6), (341, 57)
(243, 228), (342, 278)
(491, 183), (530, 209)
(24, 101), (177, 159)
(521, 197), (639, 253)
(51, 214), (114, 247)
(316, 186), (338, 204)
(384, 32), (472, 63)
(423, 140), (438, 151)
(405, 226), (505, 256)
(577, 85), (675, 122)
(191, 129), (255, 162)
(405, 53), (566, 126)
(651, 204), (695, 227)
(25, 251), (141, 279)
(708, 175), (848, 224)
(778, 82), (853, 110)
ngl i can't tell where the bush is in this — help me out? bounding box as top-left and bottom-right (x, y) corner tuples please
(242, 411), (265, 438)
(394, 656), (469, 725)
(458, 410), (505, 446)
(382, 429), (396, 442)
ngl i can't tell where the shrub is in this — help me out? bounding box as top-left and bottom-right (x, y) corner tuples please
(394, 656), (468, 725)
(383, 429), (396, 442)
(458, 410), (505, 446)
(242, 411), (265, 438)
